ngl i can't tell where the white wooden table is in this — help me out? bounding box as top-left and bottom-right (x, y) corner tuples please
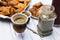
(0, 0), (60, 40)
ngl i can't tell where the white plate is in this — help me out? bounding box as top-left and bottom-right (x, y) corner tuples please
(28, 11), (39, 20)
(31, 16), (39, 20)
(0, 0), (31, 19)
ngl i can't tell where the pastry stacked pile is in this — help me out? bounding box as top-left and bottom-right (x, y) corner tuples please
(0, 0), (30, 16)
(29, 2), (43, 18)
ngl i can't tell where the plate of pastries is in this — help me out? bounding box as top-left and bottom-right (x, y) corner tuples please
(29, 2), (43, 19)
(0, 0), (30, 19)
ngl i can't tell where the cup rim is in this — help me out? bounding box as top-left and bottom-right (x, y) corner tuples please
(22, 11), (31, 18)
(11, 13), (28, 25)
(40, 5), (55, 14)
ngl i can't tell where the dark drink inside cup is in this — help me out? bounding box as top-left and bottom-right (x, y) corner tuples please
(13, 24), (26, 33)
(52, 0), (60, 25)
(13, 16), (27, 33)
(11, 14), (28, 33)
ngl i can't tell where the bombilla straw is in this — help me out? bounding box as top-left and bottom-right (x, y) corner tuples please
(27, 27), (39, 35)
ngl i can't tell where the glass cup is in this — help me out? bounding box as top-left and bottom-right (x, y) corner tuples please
(38, 5), (57, 36)
(11, 13), (28, 39)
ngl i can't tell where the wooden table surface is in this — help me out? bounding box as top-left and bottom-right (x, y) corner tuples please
(0, 0), (60, 40)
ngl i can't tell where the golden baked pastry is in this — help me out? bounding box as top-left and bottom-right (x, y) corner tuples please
(19, 0), (24, 2)
(0, 0), (30, 17)
(14, 1), (27, 8)
(19, 0), (30, 3)
(0, 6), (11, 15)
(9, 7), (15, 16)
(0, 1), (7, 6)
(26, 0), (30, 3)
(7, 0), (18, 6)
(33, 2), (43, 9)
(14, 8), (23, 13)
(13, 1), (27, 13)
(29, 7), (39, 17)
(29, 2), (43, 18)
